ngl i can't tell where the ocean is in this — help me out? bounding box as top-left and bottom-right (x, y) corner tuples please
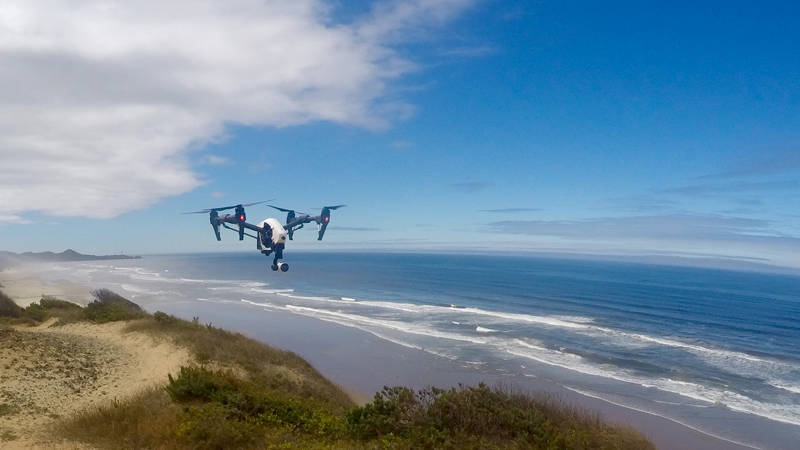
(30, 252), (800, 448)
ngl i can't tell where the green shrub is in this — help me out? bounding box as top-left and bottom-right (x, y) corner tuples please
(0, 290), (21, 318)
(39, 296), (82, 310)
(166, 366), (346, 438)
(22, 302), (48, 322)
(347, 383), (655, 449)
(83, 289), (146, 323)
(153, 311), (180, 325)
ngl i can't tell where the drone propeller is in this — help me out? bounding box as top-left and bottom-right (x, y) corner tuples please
(267, 205), (306, 215)
(181, 200), (272, 215)
(323, 204), (347, 210)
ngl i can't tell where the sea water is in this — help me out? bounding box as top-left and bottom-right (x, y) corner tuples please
(30, 252), (800, 448)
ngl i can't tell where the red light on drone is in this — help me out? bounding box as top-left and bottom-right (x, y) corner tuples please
(239, 215), (245, 221)
(324, 217), (329, 222)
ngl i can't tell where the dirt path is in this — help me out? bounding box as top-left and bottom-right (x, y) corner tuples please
(0, 319), (191, 448)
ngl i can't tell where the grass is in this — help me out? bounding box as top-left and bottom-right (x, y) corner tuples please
(125, 312), (353, 412)
(1, 290), (653, 449)
(0, 403), (20, 416)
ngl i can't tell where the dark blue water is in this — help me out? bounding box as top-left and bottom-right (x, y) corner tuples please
(32, 252), (800, 447)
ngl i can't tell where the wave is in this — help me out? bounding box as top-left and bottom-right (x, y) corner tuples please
(562, 387), (761, 450)
(770, 383), (800, 395)
(504, 344), (800, 427)
(476, 326), (498, 333)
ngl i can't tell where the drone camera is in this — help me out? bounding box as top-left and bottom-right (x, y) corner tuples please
(271, 261), (289, 272)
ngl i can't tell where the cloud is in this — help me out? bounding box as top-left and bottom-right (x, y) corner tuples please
(656, 180), (800, 197)
(487, 214), (774, 240)
(0, 213), (30, 225)
(329, 226), (380, 231)
(451, 181), (492, 192)
(0, 0), (475, 220)
(486, 214), (800, 268)
(203, 155), (232, 166)
(210, 191), (225, 199)
(439, 45), (496, 58)
(702, 147), (800, 179)
(479, 208), (541, 213)
(389, 139), (413, 149)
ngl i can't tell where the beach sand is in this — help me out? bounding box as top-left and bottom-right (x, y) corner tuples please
(0, 318), (190, 448)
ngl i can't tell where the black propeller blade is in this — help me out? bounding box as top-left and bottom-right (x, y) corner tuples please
(181, 200), (272, 215)
(268, 205), (304, 214)
(323, 204), (346, 210)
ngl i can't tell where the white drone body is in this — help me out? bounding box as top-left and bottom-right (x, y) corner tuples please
(256, 218), (288, 252)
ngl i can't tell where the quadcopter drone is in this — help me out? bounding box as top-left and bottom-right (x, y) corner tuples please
(184, 201), (345, 272)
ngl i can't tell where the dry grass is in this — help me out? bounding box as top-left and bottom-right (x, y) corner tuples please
(125, 312), (354, 413)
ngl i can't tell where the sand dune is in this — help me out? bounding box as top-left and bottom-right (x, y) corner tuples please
(0, 319), (190, 448)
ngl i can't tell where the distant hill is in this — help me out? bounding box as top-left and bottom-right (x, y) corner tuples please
(0, 249), (140, 263)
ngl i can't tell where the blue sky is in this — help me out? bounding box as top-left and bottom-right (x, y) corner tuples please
(1, 1), (798, 270)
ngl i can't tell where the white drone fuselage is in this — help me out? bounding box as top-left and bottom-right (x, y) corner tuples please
(256, 217), (288, 251)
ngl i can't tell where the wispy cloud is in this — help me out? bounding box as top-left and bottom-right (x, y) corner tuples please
(440, 45), (496, 58)
(330, 226), (380, 232)
(0, 214), (31, 225)
(203, 155), (233, 166)
(210, 191), (225, 199)
(656, 180), (800, 196)
(701, 147), (800, 179)
(487, 214), (775, 240)
(479, 208), (541, 213)
(451, 181), (492, 193)
(0, 0), (475, 220)
(487, 214), (800, 268)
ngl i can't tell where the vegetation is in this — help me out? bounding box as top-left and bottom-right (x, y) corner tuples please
(0, 289), (144, 325)
(1, 289), (653, 449)
(0, 289), (22, 318)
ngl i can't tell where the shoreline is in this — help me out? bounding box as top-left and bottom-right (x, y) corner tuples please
(0, 264), (788, 449)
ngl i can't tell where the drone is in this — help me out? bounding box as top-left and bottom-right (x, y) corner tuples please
(184, 201), (345, 272)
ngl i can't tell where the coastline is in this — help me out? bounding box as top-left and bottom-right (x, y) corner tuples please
(0, 264), (787, 449)
(154, 296), (758, 450)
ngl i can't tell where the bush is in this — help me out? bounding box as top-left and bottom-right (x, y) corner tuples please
(39, 296), (82, 310)
(84, 289), (146, 323)
(0, 290), (21, 318)
(166, 366), (346, 438)
(347, 384), (655, 449)
(22, 302), (48, 322)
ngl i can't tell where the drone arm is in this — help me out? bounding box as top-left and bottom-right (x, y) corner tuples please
(221, 222), (262, 239)
(221, 223), (259, 240)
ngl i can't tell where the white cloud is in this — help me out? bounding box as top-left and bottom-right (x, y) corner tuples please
(0, 0), (474, 220)
(203, 155), (232, 166)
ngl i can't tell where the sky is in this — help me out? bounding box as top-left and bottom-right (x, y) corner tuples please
(1, 0), (799, 270)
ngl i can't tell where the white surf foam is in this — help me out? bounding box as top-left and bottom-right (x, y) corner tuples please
(562, 387), (762, 449)
(476, 326), (498, 333)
